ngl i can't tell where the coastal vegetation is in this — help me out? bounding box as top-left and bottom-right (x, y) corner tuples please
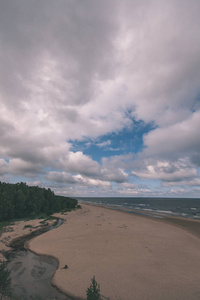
(0, 182), (78, 222)
(0, 260), (11, 300)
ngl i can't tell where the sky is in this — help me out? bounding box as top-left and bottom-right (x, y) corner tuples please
(0, 0), (200, 198)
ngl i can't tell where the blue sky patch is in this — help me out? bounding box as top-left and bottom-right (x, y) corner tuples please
(69, 120), (155, 162)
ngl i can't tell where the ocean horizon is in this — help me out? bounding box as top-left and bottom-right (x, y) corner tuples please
(77, 197), (200, 220)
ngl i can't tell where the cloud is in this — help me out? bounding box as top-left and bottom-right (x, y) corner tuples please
(100, 155), (130, 183)
(46, 152), (129, 185)
(60, 151), (100, 176)
(3, 0), (199, 145)
(0, 1), (200, 195)
(133, 158), (198, 182)
(119, 0), (200, 126)
(96, 140), (111, 148)
(0, 159), (9, 176)
(129, 108), (200, 189)
(143, 111), (200, 161)
(8, 158), (44, 176)
(46, 172), (77, 185)
(74, 175), (111, 188)
(46, 171), (111, 188)
(163, 178), (200, 187)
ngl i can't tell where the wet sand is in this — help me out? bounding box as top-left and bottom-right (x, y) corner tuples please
(0, 218), (70, 300)
(29, 204), (200, 300)
(159, 215), (200, 238)
(7, 250), (67, 300)
(0, 218), (55, 261)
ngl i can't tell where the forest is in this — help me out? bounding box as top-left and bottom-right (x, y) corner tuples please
(0, 182), (78, 221)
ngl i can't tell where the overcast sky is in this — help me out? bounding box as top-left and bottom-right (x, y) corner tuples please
(0, 0), (200, 197)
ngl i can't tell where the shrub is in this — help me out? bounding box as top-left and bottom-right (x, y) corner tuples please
(0, 260), (11, 300)
(23, 224), (32, 229)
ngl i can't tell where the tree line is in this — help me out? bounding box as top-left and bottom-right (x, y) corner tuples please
(0, 182), (78, 221)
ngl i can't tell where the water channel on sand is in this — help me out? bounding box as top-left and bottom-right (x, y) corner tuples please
(6, 219), (73, 300)
(7, 250), (67, 300)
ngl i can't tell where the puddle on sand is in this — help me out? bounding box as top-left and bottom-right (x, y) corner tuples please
(7, 249), (68, 300)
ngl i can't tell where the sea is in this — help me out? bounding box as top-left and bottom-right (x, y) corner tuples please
(77, 197), (200, 220)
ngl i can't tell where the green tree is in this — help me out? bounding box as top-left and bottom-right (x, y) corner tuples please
(0, 192), (14, 221)
(0, 260), (11, 300)
(14, 189), (26, 218)
(86, 276), (101, 300)
(0, 181), (78, 221)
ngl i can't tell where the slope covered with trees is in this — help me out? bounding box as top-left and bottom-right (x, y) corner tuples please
(0, 182), (77, 221)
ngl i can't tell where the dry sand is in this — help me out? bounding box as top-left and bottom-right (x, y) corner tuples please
(28, 204), (200, 300)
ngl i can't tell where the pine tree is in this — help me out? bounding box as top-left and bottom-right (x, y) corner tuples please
(86, 276), (101, 300)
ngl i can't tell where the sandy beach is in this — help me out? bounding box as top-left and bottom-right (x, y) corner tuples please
(28, 204), (200, 300)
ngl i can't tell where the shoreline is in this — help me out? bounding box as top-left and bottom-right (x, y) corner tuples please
(29, 204), (200, 300)
(80, 202), (200, 239)
(1, 205), (200, 299)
